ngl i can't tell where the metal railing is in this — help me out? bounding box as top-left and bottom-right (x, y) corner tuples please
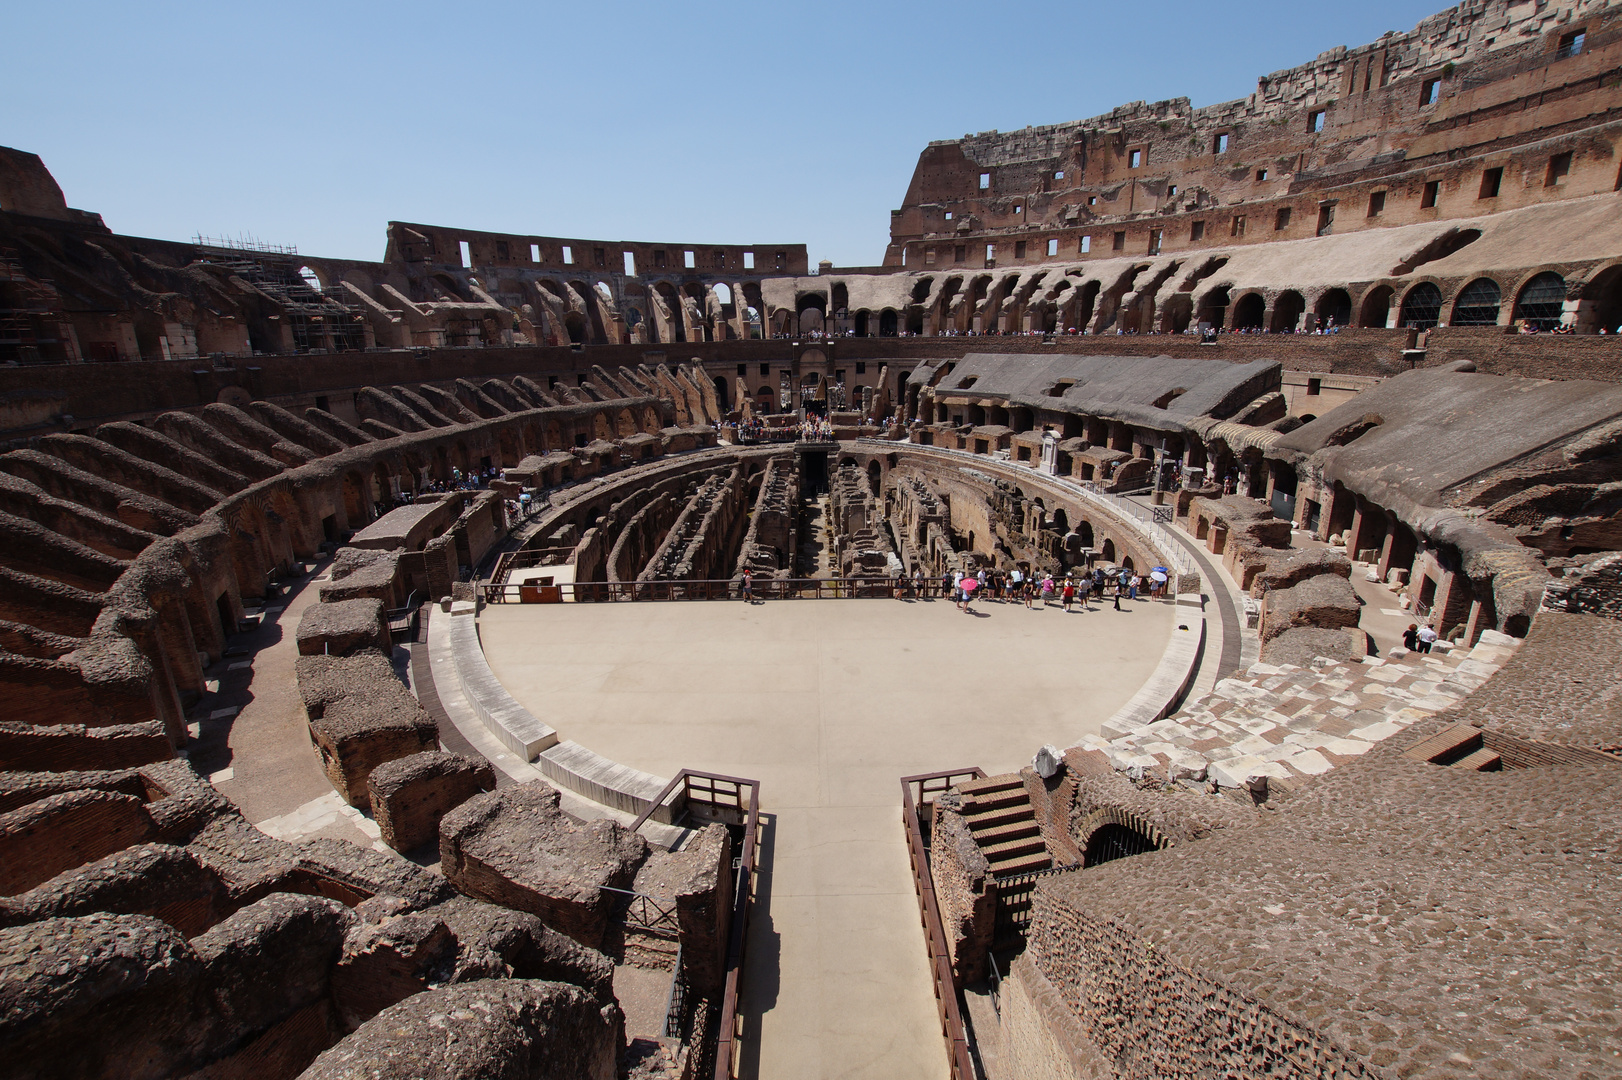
(482, 576), (963, 603)
(663, 945), (689, 1039)
(900, 767), (987, 1080)
(991, 864), (1071, 947)
(601, 885), (680, 935)
(632, 770), (761, 1080)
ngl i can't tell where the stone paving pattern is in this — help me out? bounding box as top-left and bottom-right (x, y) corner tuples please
(1026, 703), (1622, 1079)
(1082, 632), (1522, 792)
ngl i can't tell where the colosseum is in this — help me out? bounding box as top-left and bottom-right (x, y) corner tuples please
(2, 2), (1621, 1078)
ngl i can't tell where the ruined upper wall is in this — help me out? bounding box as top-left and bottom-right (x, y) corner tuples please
(385, 221), (808, 278)
(889, 0), (1622, 267)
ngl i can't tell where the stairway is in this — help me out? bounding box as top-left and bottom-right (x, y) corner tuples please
(954, 774), (1051, 878)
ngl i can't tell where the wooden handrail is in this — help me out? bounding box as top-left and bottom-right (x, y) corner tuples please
(899, 768), (986, 1079)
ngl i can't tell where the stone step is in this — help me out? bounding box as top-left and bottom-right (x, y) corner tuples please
(981, 833), (1048, 861)
(962, 804), (1036, 830)
(967, 819), (1042, 846)
(1401, 722), (1482, 765)
(989, 851), (1052, 877)
(963, 787), (1029, 813)
(1451, 746), (1503, 771)
(956, 774), (1024, 797)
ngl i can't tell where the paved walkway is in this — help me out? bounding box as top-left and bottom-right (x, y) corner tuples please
(479, 595), (1176, 1080)
(188, 556), (382, 851)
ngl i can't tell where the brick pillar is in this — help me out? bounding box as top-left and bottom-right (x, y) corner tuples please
(1429, 570), (1475, 638)
(1376, 511), (1400, 581)
(1347, 497), (1383, 560)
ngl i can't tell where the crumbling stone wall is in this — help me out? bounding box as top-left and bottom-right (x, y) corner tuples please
(366, 751), (495, 854)
(1010, 887), (1377, 1080)
(926, 794), (996, 984)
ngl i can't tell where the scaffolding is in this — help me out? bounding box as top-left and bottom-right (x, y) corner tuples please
(0, 249), (66, 364)
(192, 237), (367, 352)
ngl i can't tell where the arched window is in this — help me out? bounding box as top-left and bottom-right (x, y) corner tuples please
(713, 282), (732, 305)
(1359, 285), (1394, 328)
(1231, 293), (1265, 329)
(1399, 282), (1443, 329)
(1450, 278), (1501, 326)
(1270, 290), (1305, 333)
(1083, 823), (1160, 866)
(297, 266), (322, 293)
(1315, 288), (1351, 328)
(1514, 271), (1566, 330)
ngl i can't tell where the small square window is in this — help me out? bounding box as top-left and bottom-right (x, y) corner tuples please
(654, 249), (668, 268)
(458, 240), (472, 268)
(1368, 191), (1386, 217)
(1129, 149), (1143, 168)
(856, 362), (867, 374)
(1112, 231), (1126, 251)
(562, 245), (574, 265)
(760, 363), (770, 377)
(1307, 378), (1322, 396)
(1275, 207), (1292, 230)
(593, 247), (606, 267)
(1214, 133), (1229, 154)
(1308, 109), (1326, 133)
(1556, 29), (1586, 59)
(1546, 152), (1572, 186)
(530, 243), (541, 263)
(1190, 221), (1205, 241)
(944, 211), (953, 220)
(623, 252), (636, 276)
(1421, 78), (1441, 107)
(1054, 170), (1064, 180)
(954, 245), (966, 262)
(1147, 229), (1162, 255)
(1080, 236), (1091, 253)
(1479, 167), (1503, 198)
(1421, 180), (1440, 208)
(1014, 204), (1022, 214)
(979, 173), (991, 190)
(1231, 215), (1246, 237)
(1256, 168), (1268, 182)
(684, 250), (695, 268)
(986, 243), (996, 264)
(1088, 196), (1097, 206)
(1015, 240), (1027, 259)
(737, 364), (747, 377)
(743, 251), (754, 269)
(1047, 238), (1059, 257)
(1167, 184), (1178, 198)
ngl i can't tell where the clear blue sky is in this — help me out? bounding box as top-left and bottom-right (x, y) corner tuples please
(3, 1), (1439, 268)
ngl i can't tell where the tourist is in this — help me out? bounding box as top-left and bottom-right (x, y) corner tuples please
(741, 567), (753, 603)
(1022, 577), (1035, 609)
(1040, 574), (1055, 606)
(1416, 624), (1438, 653)
(1403, 623), (1419, 651)
(1061, 577), (1076, 612)
(1112, 575), (1124, 611)
(1128, 573), (1141, 601)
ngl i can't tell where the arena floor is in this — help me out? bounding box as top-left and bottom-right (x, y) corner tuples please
(480, 593), (1176, 1080)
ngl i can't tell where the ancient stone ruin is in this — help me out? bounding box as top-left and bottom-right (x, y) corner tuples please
(3, 1), (1622, 1076)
